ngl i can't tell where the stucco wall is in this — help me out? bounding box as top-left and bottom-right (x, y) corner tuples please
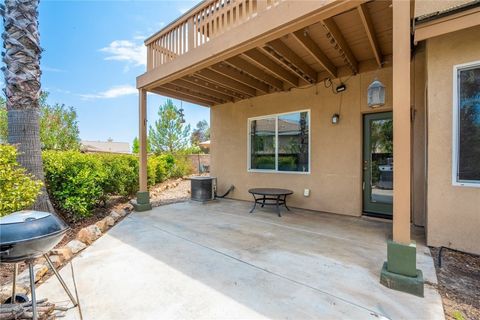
(211, 64), (426, 220)
(426, 26), (480, 255)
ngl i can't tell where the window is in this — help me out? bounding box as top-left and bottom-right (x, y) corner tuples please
(453, 61), (480, 186)
(248, 110), (310, 173)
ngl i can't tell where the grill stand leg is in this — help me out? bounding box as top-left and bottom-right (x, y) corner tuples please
(11, 263), (18, 303)
(43, 254), (78, 306)
(27, 261), (38, 320)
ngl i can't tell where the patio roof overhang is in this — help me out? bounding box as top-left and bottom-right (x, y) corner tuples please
(136, 0), (393, 107)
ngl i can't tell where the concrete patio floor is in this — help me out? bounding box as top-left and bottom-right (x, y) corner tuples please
(38, 199), (444, 319)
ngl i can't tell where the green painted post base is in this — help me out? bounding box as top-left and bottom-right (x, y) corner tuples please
(132, 191), (152, 212)
(380, 240), (424, 297)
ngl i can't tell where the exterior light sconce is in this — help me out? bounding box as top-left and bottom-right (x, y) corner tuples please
(331, 113), (340, 125)
(367, 78), (386, 108)
(335, 83), (346, 93)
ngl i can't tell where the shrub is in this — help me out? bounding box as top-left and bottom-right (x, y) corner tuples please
(0, 144), (43, 216)
(43, 151), (106, 219)
(41, 151), (191, 220)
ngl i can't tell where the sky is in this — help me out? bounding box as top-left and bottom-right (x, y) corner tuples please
(1, 0), (209, 145)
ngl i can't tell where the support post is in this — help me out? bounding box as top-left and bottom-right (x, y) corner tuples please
(380, 0), (424, 297)
(133, 88), (152, 212)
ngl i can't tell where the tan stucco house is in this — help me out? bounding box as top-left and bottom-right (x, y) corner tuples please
(134, 0), (480, 296)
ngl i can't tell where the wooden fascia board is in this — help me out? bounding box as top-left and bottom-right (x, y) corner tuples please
(137, 0), (364, 89)
(321, 18), (359, 74)
(414, 7), (480, 43)
(291, 30), (337, 78)
(357, 3), (382, 67)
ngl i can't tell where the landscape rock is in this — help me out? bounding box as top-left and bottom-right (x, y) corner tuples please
(66, 239), (87, 254)
(117, 209), (127, 217)
(76, 225), (102, 245)
(48, 255), (63, 268)
(95, 219), (109, 232)
(51, 247), (73, 262)
(104, 216), (115, 227)
(16, 264), (48, 285)
(109, 210), (121, 222)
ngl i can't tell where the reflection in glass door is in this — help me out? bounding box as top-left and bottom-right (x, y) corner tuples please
(363, 112), (393, 217)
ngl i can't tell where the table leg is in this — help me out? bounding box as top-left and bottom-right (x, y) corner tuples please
(261, 195), (266, 208)
(249, 194), (257, 213)
(284, 195), (290, 211)
(276, 195), (281, 217)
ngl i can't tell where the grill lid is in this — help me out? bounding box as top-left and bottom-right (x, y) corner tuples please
(0, 210), (50, 224)
(0, 210), (68, 245)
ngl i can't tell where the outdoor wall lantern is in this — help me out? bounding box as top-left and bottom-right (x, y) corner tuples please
(367, 78), (386, 108)
(331, 113), (340, 125)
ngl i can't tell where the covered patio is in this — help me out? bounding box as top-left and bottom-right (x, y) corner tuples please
(37, 200), (443, 319)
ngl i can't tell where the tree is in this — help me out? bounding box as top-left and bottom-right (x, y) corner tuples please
(190, 119), (210, 146)
(132, 136), (151, 154)
(0, 92), (80, 150)
(0, 96), (6, 144)
(148, 99), (191, 154)
(1, 0), (54, 212)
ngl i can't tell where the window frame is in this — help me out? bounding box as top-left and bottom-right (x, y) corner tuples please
(452, 60), (480, 188)
(247, 109), (311, 175)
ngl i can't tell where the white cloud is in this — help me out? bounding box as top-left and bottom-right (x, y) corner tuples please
(80, 85), (137, 100)
(100, 40), (146, 67)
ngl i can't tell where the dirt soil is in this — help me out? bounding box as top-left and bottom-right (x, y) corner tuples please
(0, 178), (191, 287)
(430, 247), (480, 320)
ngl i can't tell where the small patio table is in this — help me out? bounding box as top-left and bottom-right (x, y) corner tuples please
(248, 188), (293, 217)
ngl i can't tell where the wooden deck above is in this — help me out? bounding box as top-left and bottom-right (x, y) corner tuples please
(137, 0), (393, 107)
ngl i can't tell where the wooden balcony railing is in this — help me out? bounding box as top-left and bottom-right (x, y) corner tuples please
(145, 0), (283, 71)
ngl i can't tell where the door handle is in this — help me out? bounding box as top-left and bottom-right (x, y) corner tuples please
(363, 160), (368, 170)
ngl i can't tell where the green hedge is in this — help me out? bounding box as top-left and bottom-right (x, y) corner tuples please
(42, 151), (192, 219)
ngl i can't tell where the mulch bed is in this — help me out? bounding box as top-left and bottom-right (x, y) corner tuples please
(430, 247), (480, 320)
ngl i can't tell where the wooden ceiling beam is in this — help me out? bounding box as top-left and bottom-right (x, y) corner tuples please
(210, 64), (270, 93)
(150, 87), (212, 107)
(357, 3), (382, 68)
(291, 30), (337, 78)
(162, 83), (224, 105)
(195, 69), (257, 97)
(183, 75), (244, 99)
(321, 18), (358, 74)
(243, 49), (299, 87)
(171, 79), (234, 102)
(265, 39), (318, 84)
(225, 56), (284, 91)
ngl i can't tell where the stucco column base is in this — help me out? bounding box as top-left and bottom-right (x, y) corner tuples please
(132, 191), (152, 212)
(380, 240), (424, 297)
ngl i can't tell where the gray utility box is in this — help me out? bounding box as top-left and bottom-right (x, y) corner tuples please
(191, 176), (216, 202)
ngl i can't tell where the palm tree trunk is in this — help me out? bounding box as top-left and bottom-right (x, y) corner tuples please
(2, 0), (54, 213)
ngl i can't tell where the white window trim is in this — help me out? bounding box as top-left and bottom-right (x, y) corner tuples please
(247, 109), (311, 174)
(452, 60), (480, 188)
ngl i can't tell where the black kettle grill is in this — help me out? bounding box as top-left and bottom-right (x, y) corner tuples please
(0, 210), (78, 320)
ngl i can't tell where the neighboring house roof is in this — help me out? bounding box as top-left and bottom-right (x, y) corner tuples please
(80, 140), (131, 154)
(252, 118), (306, 135)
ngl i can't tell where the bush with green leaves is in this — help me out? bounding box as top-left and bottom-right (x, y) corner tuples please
(0, 144), (43, 216)
(42, 151), (192, 220)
